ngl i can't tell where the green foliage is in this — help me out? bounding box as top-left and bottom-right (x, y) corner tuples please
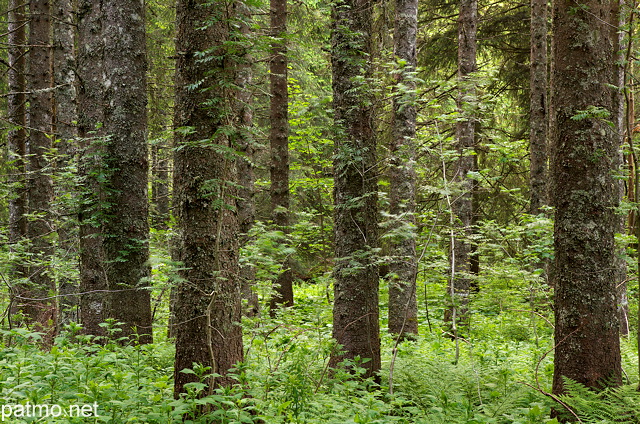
(557, 378), (640, 423)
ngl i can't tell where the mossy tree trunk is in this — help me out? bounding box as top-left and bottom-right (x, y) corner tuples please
(388, 0), (418, 338)
(550, 0), (622, 403)
(173, 0), (244, 396)
(77, 0), (108, 339)
(329, 0), (381, 380)
(102, 0), (152, 343)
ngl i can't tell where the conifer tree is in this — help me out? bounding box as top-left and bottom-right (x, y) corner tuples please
(173, 0), (244, 395)
(101, 0), (153, 344)
(269, 0), (294, 309)
(388, 0), (419, 337)
(330, 0), (381, 379)
(551, 0), (622, 403)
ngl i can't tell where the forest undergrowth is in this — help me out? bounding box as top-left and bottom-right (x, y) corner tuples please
(0, 266), (638, 424)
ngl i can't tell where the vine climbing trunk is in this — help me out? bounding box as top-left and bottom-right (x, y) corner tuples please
(329, 0), (381, 380)
(388, 0), (419, 338)
(173, 0), (244, 397)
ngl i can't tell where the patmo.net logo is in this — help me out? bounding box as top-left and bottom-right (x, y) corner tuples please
(1, 402), (99, 421)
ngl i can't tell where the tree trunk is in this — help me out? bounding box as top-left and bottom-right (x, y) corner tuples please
(236, 2), (259, 317)
(445, 0), (477, 332)
(52, 0), (79, 329)
(23, 0), (56, 340)
(269, 0), (294, 310)
(611, 0), (628, 337)
(529, 0), (548, 214)
(550, 0), (622, 403)
(173, 0), (244, 396)
(77, 0), (108, 339)
(329, 0), (381, 380)
(101, 0), (153, 344)
(150, 143), (170, 230)
(388, 0), (418, 338)
(7, 0), (28, 284)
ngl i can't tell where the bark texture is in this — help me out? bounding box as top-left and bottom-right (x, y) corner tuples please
(102, 0), (152, 343)
(23, 0), (56, 338)
(330, 0), (381, 379)
(77, 0), (108, 339)
(173, 0), (244, 396)
(551, 0), (622, 400)
(528, 0), (548, 214)
(445, 0), (477, 330)
(7, 0), (28, 282)
(387, 0), (418, 337)
(269, 0), (294, 309)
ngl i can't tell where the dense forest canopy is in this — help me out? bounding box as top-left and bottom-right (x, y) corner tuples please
(0, 0), (637, 422)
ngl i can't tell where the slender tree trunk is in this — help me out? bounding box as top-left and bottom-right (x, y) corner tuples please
(445, 0), (477, 331)
(7, 0), (28, 283)
(23, 0), (56, 340)
(101, 0), (152, 343)
(269, 0), (294, 310)
(388, 0), (418, 338)
(611, 0), (629, 337)
(550, 0), (622, 404)
(529, 0), (548, 214)
(147, 2), (174, 233)
(236, 2), (259, 317)
(329, 0), (381, 380)
(173, 0), (243, 396)
(150, 143), (170, 231)
(52, 0), (79, 329)
(77, 0), (108, 339)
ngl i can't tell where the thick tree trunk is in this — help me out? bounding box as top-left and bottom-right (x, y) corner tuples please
(550, 0), (622, 402)
(173, 0), (243, 396)
(529, 0), (548, 214)
(7, 0), (28, 282)
(101, 0), (152, 343)
(269, 0), (294, 310)
(23, 0), (56, 340)
(445, 0), (477, 331)
(329, 0), (381, 380)
(77, 0), (108, 339)
(387, 0), (418, 338)
(52, 0), (79, 329)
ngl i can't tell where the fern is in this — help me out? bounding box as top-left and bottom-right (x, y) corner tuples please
(559, 378), (640, 423)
